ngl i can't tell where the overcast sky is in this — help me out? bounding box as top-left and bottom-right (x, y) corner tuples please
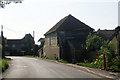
(0, 0), (119, 44)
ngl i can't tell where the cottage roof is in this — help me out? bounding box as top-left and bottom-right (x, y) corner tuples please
(95, 29), (116, 41)
(7, 39), (23, 44)
(7, 33), (34, 44)
(45, 14), (94, 35)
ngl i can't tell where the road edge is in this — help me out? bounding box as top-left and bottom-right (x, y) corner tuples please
(39, 58), (120, 80)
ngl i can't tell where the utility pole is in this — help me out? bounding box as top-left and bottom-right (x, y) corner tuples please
(33, 31), (35, 41)
(1, 25), (3, 49)
(33, 30), (35, 56)
(1, 25), (3, 37)
(1, 25), (5, 58)
(0, 25), (3, 58)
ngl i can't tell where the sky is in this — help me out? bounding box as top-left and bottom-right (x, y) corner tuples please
(0, 0), (119, 44)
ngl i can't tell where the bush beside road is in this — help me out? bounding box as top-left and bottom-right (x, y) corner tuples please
(0, 58), (10, 73)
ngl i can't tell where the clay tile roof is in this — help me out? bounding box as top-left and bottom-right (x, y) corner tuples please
(44, 15), (68, 35)
(96, 30), (116, 41)
(44, 14), (94, 35)
(7, 39), (23, 44)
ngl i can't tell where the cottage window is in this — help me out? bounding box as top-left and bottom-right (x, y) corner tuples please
(51, 36), (57, 46)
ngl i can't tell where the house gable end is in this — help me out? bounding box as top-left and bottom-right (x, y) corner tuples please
(44, 14), (94, 36)
(57, 15), (94, 31)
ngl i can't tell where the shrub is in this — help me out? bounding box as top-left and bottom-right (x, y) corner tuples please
(80, 33), (120, 72)
(109, 65), (120, 72)
(1, 59), (9, 72)
(41, 56), (48, 59)
(76, 62), (95, 68)
(0, 60), (2, 73)
(86, 33), (105, 52)
(58, 59), (68, 63)
(49, 58), (56, 60)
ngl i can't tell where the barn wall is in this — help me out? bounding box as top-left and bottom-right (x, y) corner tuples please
(110, 35), (119, 54)
(43, 32), (60, 59)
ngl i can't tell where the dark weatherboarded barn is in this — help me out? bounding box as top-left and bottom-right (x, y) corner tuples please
(5, 34), (35, 56)
(43, 14), (94, 62)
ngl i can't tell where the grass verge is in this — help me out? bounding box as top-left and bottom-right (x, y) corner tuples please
(23, 55), (38, 58)
(76, 63), (96, 68)
(41, 57), (120, 72)
(41, 57), (68, 63)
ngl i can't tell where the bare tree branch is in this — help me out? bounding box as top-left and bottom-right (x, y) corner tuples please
(0, 0), (23, 8)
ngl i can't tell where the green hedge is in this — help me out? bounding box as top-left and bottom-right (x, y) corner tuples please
(0, 59), (9, 73)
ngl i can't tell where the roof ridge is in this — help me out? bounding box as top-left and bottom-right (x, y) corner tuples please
(98, 29), (115, 31)
(44, 14), (93, 35)
(44, 15), (69, 35)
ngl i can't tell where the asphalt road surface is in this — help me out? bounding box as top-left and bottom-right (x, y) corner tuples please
(3, 56), (101, 78)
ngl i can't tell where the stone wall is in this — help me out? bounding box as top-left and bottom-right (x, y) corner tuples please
(43, 32), (60, 59)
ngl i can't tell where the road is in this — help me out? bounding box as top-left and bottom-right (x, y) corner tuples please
(3, 56), (101, 78)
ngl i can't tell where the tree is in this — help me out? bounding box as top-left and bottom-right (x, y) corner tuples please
(0, 37), (2, 59)
(86, 33), (105, 52)
(1, 34), (6, 58)
(22, 34), (35, 54)
(33, 44), (39, 56)
(0, 0), (23, 8)
(84, 33), (107, 62)
(38, 38), (45, 49)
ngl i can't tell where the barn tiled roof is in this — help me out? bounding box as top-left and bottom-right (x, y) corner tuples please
(45, 14), (94, 35)
(7, 39), (23, 44)
(7, 34), (34, 44)
(45, 15), (68, 35)
(95, 29), (116, 41)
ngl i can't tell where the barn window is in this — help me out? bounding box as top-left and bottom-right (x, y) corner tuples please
(12, 44), (16, 48)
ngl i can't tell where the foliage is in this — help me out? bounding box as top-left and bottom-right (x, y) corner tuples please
(33, 44), (39, 56)
(97, 46), (110, 63)
(109, 65), (120, 72)
(84, 33), (106, 62)
(80, 33), (120, 72)
(49, 58), (57, 60)
(38, 38), (45, 49)
(41, 56), (68, 63)
(0, 44), (2, 58)
(0, 0), (23, 8)
(76, 62), (95, 68)
(48, 58), (68, 63)
(86, 33), (105, 51)
(41, 56), (48, 59)
(97, 41), (120, 72)
(2, 59), (9, 72)
(90, 59), (103, 69)
(22, 34), (35, 54)
(23, 55), (38, 58)
(58, 59), (68, 63)
(76, 59), (103, 69)
(2, 35), (7, 59)
(4, 57), (11, 60)
(0, 58), (9, 73)
(83, 59), (89, 63)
